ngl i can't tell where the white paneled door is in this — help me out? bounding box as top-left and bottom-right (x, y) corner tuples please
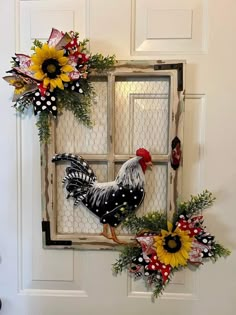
(0, 0), (235, 314)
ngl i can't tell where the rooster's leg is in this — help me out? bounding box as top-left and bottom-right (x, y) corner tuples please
(100, 224), (111, 239)
(101, 225), (128, 244)
(109, 226), (127, 245)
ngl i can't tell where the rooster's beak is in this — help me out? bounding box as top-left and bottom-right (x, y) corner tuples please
(146, 161), (153, 170)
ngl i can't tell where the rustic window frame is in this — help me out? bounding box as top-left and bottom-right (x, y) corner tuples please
(41, 61), (185, 249)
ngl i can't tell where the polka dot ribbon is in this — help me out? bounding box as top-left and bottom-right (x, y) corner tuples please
(195, 232), (215, 258)
(146, 253), (171, 283)
(177, 214), (215, 261)
(133, 234), (172, 283)
(130, 252), (171, 283)
(64, 80), (84, 93)
(176, 215), (204, 237)
(33, 89), (57, 117)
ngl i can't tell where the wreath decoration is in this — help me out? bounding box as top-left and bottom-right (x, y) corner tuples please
(112, 191), (230, 298)
(3, 28), (115, 143)
(3, 29), (230, 299)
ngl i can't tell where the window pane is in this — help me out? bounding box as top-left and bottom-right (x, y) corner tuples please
(114, 162), (168, 213)
(115, 162), (168, 235)
(141, 163), (168, 213)
(55, 78), (108, 154)
(55, 110), (76, 153)
(115, 76), (170, 155)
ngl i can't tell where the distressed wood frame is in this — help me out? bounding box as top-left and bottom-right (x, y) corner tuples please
(41, 61), (185, 249)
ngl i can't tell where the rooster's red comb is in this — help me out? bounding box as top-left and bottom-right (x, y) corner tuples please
(136, 148), (151, 162)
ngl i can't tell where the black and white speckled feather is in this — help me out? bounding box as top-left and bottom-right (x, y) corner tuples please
(52, 153), (96, 204)
(52, 154), (96, 180)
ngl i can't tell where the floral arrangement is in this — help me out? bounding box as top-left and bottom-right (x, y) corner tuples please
(113, 191), (230, 298)
(3, 28), (115, 142)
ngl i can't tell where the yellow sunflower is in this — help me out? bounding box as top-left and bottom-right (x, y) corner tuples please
(9, 78), (26, 94)
(30, 43), (73, 91)
(154, 222), (193, 268)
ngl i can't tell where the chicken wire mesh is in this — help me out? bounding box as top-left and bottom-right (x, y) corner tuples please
(55, 109), (76, 153)
(114, 162), (167, 213)
(55, 75), (170, 235)
(57, 162), (108, 234)
(115, 77), (170, 155)
(55, 78), (108, 154)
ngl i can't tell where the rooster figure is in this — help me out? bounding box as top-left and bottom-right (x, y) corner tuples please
(52, 148), (152, 243)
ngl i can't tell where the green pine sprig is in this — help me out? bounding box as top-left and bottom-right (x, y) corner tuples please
(152, 280), (166, 299)
(112, 245), (142, 274)
(211, 243), (231, 261)
(56, 81), (94, 128)
(31, 39), (43, 50)
(123, 212), (167, 234)
(173, 190), (215, 223)
(152, 267), (181, 298)
(89, 54), (116, 72)
(79, 38), (90, 52)
(36, 112), (51, 143)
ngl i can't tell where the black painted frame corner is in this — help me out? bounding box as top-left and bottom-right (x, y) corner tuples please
(154, 63), (184, 91)
(42, 221), (72, 246)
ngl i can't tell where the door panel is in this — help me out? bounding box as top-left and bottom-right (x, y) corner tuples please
(0, 0), (235, 314)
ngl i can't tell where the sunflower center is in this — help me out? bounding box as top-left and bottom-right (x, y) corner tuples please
(163, 235), (182, 253)
(13, 80), (24, 89)
(47, 64), (56, 73)
(42, 58), (61, 78)
(168, 239), (178, 248)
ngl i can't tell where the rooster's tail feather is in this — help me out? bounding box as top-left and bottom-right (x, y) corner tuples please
(52, 154), (96, 180)
(52, 153), (96, 205)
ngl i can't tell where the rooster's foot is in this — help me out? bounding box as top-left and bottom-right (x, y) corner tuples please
(100, 224), (128, 244)
(110, 226), (128, 245)
(100, 231), (112, 239)
(100, 224), (112, 239)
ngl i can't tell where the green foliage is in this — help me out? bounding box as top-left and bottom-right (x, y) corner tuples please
(212, 243), (231, 261)
(56, 81), (93, 128)
(152, 267), (181, 298)
(123, 191), (215, 236)
(112, 245), (142, 274)
(31, 39), (43, 50)
(36, 112), (51, 143)
(89, 53), (116, 72)
(79, 38), (90, 52)
(123, 212), (167, 234)
(152, 280), (166, 299)
(173, 190), (215, 223)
